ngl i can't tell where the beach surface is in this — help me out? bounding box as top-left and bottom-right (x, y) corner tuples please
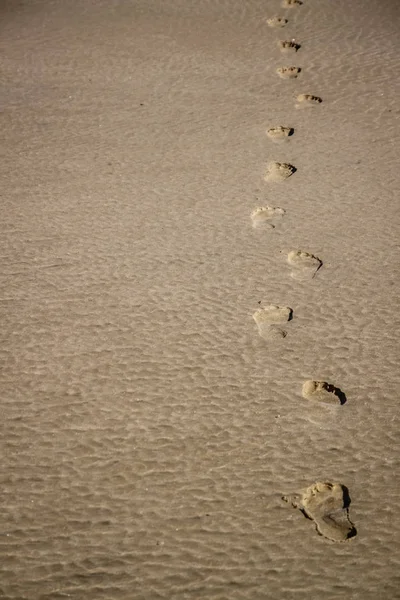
(1, 0), (400, 598)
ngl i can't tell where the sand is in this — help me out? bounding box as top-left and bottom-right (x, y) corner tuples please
(1, 0), (400, 598)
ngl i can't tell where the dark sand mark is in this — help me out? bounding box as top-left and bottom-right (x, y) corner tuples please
(282, 0), (303, 6)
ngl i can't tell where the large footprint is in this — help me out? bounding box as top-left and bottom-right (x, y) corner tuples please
(266, 17), (288, 28)
(284, 482), (357, 542)
(267, 125), (294, 141)
(302, 380), (346, 405)
(287, 250), (322, 280)
(279, 40), (301, 53)
(265, 162), (296, 182)
(282, 0), (303, 7)
(296, 94), (323, 108)
(253, 304), (292, 340)
(251, 206), (286, 230)
(277, 66), (301, 79)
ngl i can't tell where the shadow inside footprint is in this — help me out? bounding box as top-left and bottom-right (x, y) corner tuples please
(341, 486), (357, 538)
(334, 386), (347, 405)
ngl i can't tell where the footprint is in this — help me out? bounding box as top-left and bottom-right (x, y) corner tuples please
(282, 0), (303, 6)
(253, 304), (292, 340)
(302, 380), (347, 405)
(287, 250), (322, 280)
(267, 17), (288, 28)
(279, 40), (301, 53)
(265, 162), (296, 182)
(267, 126), (294, 141)
(277, 66), (301, 79)
(251, 206), (286, 230)
(283, 482), (357, 542)
(296, 94), (323, 108)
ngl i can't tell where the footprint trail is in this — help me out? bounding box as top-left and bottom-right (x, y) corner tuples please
(265, 0), (358, 546)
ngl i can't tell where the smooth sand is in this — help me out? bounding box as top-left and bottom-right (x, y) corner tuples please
(1, 0), (400, 598)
